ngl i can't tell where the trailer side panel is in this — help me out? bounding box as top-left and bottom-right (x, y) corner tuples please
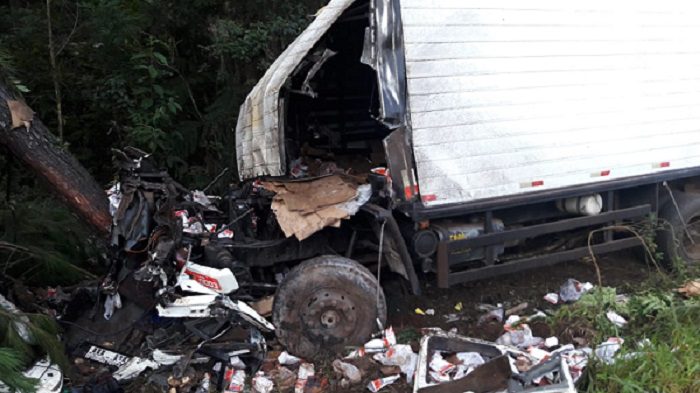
(402, 0), (700, 206)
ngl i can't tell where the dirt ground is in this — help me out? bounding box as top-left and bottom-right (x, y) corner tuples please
(386, 250), (652, 339)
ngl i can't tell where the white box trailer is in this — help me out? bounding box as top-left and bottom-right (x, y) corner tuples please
(238, 0), (700, 207)
(235, 0), (700, 289)
(403, 0), (700, 207)
(234, 0), (700, 360)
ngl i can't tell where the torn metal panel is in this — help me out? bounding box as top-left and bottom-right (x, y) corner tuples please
(373, 0), (408, 128)
(300, 49), (338, 98)
(414, 329), (578, 393)
(383, 127), (417, 202)
(156, 295), (217, 318)
(113, 357), (159, 381)
(508, 356), (576, 393)
(235, 0), (359, 180)
(414, 330), (510, 393)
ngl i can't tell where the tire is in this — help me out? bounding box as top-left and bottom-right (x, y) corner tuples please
(272, 255), (387, 359)
(658, 192), (700, 268)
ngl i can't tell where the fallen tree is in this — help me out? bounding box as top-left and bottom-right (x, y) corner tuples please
(0, 83), (111, 236)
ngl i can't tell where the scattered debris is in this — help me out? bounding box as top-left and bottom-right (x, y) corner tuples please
(262, 175), (371, 240)
(278, 351), (302, 366)
(252, 372), (274, 393)
(414, 329), (581, 393)
(677, 280), (700, 297)
(559, 278), (594, 303)
(269, 366), (296, 392)
(594, 337), (624, 365)
(196, 373), (211, 393)
(294, 363), (315, 393)
(373, 344), (418, 383)
(332, 359), (362, 385)
(477, 304), (504, 325)
(606, 311), (628, 328)
(545, 336), (560, 348)
(454, 302), (463, 311)
(112, 357), (159, 381)
(442, 313), (462, 323)
(6, 99), (34, 130)
(224, 368), (246, 392)
(367, 375), (400, 392)
(544, 292), (560, 304)
(495, 324), (543, 349)
(505, 302), (529, 316)
(251, 295), (275, 317)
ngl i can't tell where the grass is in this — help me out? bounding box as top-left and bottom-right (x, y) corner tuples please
(583, 299), (700, 393)
(549, 270), (700, 393)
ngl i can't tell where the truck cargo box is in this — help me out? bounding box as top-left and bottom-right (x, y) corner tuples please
(236, 0), (700, 208)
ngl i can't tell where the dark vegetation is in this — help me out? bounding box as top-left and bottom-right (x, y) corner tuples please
(0, 0), (325, 283)
(0, 1), (323, 386)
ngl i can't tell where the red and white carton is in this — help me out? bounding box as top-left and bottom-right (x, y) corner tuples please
(294, 363), (314, 393)
(367, 375), (400, 392)
(429, 353), (455, 376)
(224, 368), (246, 393)
(383, 326), (397, 347)
(252, 371), (274, 393)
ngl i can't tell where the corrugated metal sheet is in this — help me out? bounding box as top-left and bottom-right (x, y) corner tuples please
(402, 0), (700, 206)
(235, 0), (357, 180)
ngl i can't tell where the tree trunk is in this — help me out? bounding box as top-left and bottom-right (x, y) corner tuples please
(0, 83), (111, 236)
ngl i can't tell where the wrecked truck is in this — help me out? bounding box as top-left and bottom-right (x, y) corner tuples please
(227, 0), (700, 357)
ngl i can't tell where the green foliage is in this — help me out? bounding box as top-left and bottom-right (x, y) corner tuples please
(396, 327), (422, 345)
(626, 292), (674, 319)
(0, 348), (37, 392)
(0, 305), (68, 391)
(553, 287), (630, 339)
(0, 197), (101, 286)
(0, 0), (327, 282)
(0, 0), (324, 183)
(584, 300), (700, 393)
(548, 272), (700, 393)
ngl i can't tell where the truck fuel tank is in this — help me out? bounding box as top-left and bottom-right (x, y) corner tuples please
(432, 219), (506, 265)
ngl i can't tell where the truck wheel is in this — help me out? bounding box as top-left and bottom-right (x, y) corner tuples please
(272, 255), (387, 359)
(658, 192), (700, 267)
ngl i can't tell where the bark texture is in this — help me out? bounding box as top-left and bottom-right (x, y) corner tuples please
(0, 83), (111, 236)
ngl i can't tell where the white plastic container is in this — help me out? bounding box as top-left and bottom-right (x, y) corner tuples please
(556, 194), (603, 216)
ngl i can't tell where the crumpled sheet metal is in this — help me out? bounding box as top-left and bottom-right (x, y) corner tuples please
(413, 330), (577, 393)
(235, 0), (357, 180)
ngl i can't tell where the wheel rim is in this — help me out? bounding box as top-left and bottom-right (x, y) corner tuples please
(300, 288), (359, 342)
